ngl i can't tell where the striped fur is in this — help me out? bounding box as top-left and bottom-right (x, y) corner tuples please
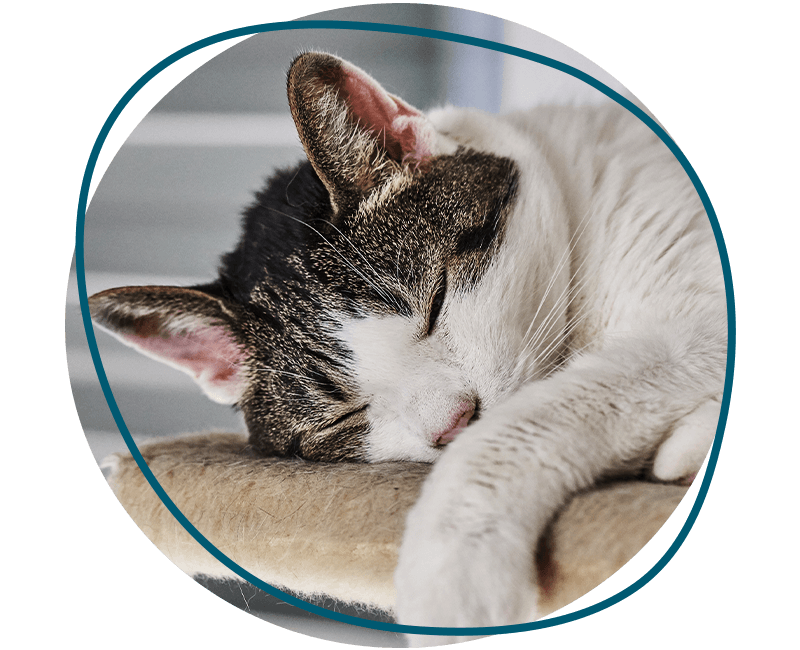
(89, 53), (726, 637)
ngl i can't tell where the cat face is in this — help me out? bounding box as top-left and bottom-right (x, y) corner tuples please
(89, 53), (569, 462)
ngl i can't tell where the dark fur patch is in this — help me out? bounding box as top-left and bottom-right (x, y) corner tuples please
(214, 146), (518, 462)
(91, 53), (521, 463)
(455, 173), (518, 255)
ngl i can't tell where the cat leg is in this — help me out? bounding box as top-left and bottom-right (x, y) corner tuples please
(395, 324), (725, 645)
(396, 393), (608, 646)
(651, 396), (721, 483)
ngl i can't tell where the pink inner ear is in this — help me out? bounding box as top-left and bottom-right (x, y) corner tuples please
(125, 322), (246, 401)
(339, 62), (434, 164)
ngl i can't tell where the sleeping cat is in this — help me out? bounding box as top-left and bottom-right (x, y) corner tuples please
(89, 52), (727, 643)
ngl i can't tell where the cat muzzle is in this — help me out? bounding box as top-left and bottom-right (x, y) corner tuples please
(434, 401), (476, 446)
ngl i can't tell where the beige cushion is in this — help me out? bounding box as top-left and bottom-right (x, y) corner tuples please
(104, 432), (688, 618)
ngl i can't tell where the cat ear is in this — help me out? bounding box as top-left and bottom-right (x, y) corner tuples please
(88, 286), (249, 405)
(287, 52), (438, 215)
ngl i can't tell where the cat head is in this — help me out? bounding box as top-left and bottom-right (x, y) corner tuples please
(90, 52), (568, 462)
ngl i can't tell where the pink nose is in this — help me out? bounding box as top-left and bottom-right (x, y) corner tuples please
(434, 401), (476, 446)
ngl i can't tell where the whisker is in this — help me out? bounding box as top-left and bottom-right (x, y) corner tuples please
(552, 337), (597, 370)
(516, 263), (592, 371)
(528, 308), (593, 371)
(514, 266), (596, 377)
(516, 198), (598, 351)
(251, 365), (321, 384)
(283, 166), (306, 208)
(534, 257), (593, 343)
(517, 306), (592, 380)
(513, 195), (603, 370)
(265, 207), (400, 310)
(323, 218), (401, 302)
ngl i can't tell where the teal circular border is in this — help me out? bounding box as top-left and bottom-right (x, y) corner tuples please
(76, 20), (736, 638)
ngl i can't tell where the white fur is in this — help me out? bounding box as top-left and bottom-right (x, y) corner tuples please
(652, 397), (721, 481)
(337, 313), (472, 462)
(335, 103), (726, 640)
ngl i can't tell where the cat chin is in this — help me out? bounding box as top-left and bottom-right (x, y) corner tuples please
(364, 419), (445, 463)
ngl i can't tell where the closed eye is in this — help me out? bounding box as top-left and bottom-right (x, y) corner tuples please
(325, 404), (369, 429)
(426, 270), (447, 336)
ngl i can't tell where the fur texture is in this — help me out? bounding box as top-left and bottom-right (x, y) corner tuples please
(104, 432), (688, 619)
(89, 52), (726, 641)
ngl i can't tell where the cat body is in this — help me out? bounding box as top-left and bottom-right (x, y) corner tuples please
(89, 53), (726, 642)
(392, 103), (725, 642)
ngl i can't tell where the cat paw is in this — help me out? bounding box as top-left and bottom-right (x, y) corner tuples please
(652, 397), (720, 483)
(394, 439), (538, 644)
(395, 527), (536, 630)
(395, 525), (536, 646)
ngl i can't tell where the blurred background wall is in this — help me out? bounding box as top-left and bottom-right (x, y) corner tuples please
(66, 4), (630, 644)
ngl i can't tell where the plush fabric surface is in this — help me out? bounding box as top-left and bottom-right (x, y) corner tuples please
(104, 432), (688, 617)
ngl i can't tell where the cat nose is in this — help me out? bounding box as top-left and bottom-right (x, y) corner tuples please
(433, 401), (476, 446)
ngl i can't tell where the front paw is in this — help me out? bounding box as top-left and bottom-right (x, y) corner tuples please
(652, 397), (721, 483)
(394, 447), (538, 645)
